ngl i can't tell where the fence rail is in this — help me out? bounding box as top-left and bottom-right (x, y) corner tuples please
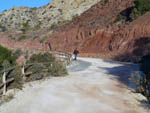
(0, 51), (72, 96)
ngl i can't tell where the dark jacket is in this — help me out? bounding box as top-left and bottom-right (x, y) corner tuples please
(73, 50), (79, 55)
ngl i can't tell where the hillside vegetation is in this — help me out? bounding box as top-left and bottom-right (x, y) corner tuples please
(0, 0), (101, 31)
(116, 0), (150, 22)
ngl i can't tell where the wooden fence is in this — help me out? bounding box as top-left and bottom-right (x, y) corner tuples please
(0, 51), (72, 97)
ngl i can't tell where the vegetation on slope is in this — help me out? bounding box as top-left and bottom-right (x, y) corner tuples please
(130, 0), (150, 20)
(115, 0), (150, 23)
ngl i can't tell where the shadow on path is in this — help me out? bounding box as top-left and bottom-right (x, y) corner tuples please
(100, 60), (150, 109)
(100, 60), (139, 89)
(67, 60), (91, 73)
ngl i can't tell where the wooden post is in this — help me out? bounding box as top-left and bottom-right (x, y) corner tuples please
(22, 65), (25, 75)
(2, 72), (6, 95)
(67, 58), (69, 65)
(22, 64), (25, 80)
(50, 63), (53, 67)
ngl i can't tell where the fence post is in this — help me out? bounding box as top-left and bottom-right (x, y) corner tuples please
(22, 64), (25, 80)
(2, 71), (6, 95)
(50, 63), (53, 67)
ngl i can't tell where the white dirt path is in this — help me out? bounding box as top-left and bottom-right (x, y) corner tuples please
(0, 58), (149, 113)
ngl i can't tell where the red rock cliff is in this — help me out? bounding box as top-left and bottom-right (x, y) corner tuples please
(48, 0), (150, 61)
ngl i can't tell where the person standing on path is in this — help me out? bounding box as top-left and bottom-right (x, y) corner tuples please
(73, 48), (79, 60)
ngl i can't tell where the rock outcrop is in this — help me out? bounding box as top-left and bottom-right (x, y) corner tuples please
(0, 0), (101, 31)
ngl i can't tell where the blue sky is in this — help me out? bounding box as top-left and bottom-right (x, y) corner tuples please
(0, 0), (52, 12)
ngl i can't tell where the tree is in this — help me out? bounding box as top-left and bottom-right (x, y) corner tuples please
(135, 0), (150, 15)
(0, 45), (16, 70)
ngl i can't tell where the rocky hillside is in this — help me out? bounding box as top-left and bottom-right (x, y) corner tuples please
(48, 0), (150, 61)
(0, 0), (101, 31)
(0, 0), (150, 62)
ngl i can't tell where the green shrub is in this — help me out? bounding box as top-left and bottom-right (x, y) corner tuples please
(21, 21), (30, 33)
(24, 50), (29, 60)
(72, 14), (78, 20)
(61, 20), (69, 25)
(17, 35), (28, 41)
(115, 0), (150, 23)
(25, 52), (67, 82)
(0, 45), (16, 71)
(7, 66), (24, 90)
(40, 36), (49, 43)
(0, 45), (16, 88)
(12, 49), (23, 60)
(48, 62), (67, 77)
(34, 24), (41, 30)
(27, 52), (55, 64)
(135, 0), (150, 15)
(114, 13), (127, 23)
(130, 8), (141, 20)
(131, 54), (150, 103)
(130, 0), (150, 21)
(50, 23), (58, 29)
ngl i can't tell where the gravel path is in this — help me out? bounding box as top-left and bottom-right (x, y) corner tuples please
(0, 58), (149, 113)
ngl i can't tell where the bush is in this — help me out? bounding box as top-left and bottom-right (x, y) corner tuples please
(40, 36), (49, 43)
(27, 52), (55, 64)
(115, 0), (150, 23)
(0, 45), (16, 71)
(131, 72), (150, 103)
(7, 66), (24, 90)
(25, 52), (67, 82)
(135, 0), (150, 15)
(34, 24), (41, 30)
(50, 23), (58, 29)
(130, 0), (150, 20)
(12, 49), (23, 60)
(130, 8), (141, 20)
(0, 45), (16, 89)
(17, 35), (28, 41)
(131, 54), (150, 103)
(21, 22), (30, 33)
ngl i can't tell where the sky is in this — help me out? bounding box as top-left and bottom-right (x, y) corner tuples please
(0, 0), (52, 12)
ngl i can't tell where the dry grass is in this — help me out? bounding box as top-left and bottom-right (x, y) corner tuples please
(0, 94), (14, 106)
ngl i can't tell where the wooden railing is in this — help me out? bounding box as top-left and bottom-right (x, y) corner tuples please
(0, 51), (72, 97)
(50, 51), (72, 65)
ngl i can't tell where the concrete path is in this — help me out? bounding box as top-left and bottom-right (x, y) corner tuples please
(0, 58), (149, 113)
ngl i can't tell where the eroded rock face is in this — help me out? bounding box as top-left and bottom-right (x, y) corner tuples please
(110, 13), (150, 59)
(48, 0), (150, 61)
(48, 0), (134, 54)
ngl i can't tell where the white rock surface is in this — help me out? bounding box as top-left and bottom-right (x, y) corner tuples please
(0, 0), (101, 31)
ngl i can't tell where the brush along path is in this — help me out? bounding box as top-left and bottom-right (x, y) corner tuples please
(0, 58), (149, 113)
